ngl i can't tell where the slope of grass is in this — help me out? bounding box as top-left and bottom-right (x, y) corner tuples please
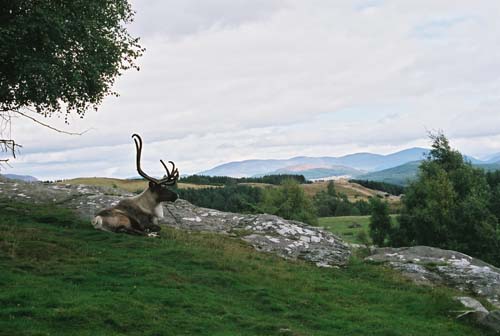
(302, 180), (401, 204)
(319, 216), (371, 244)
(302, 181), (373, 200)
(319, 215), (399, 244)
(0, 199), (493, 336)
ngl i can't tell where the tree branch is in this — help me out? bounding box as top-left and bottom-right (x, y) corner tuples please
(0, 108), (91, 171)
(13, 109), (90, 136)
(0, 139), (22, 158)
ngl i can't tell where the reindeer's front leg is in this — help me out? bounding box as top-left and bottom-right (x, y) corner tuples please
(117, 226), (148, 236)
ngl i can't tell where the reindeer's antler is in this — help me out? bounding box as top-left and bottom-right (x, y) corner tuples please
(132, 134), (179, 185)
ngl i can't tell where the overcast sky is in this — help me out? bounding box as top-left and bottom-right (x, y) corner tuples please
(6, 0), (500, 180)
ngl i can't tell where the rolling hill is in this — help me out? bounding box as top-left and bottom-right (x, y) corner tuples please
(267, 165), (365, 180)
(359, 161), (500, 186)
(1, 174), (38, 182)
(199, 147), (431, 178)
(358, 161), (421, 186)
(484, 153), (500, 164)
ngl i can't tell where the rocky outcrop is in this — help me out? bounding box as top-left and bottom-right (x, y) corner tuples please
(0, 178), (351, 267)
(366, 246), (500, 309)
(454, 297), (500, 333)
(162, 200), (351, 267)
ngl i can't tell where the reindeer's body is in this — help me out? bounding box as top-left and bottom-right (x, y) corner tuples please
(91, 134), (179, 235)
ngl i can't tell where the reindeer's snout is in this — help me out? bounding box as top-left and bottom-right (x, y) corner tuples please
(150, 182), (178, 203)
(160, 188), (178, 203)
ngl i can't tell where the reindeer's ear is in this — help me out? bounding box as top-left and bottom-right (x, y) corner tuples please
(149, 181), (156, 189)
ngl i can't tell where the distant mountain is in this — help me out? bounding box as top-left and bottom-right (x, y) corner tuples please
(358, 160), (500, 186)
(1, 174), (38, 182)
(199, 147), (431, 177)
(347, 148), (429, 171)
(266, 165), (365, 180)
(483, 153), (500, 164)
(198, 147), (498, 181)
(358, 161), (421, 186)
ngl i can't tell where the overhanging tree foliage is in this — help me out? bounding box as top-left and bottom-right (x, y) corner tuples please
(0, 0), (143, 165)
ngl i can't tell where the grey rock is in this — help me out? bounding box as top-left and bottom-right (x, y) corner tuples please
(455, 296), (489, 317)
(162, 200), (351, 266)
(454, 297), (500, 333)
(481, 310), (500, 333)
(367, 246), (500, 308)
(0, 178), (351, 267)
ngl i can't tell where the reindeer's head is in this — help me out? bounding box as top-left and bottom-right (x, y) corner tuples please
(132, 134), (179, 203)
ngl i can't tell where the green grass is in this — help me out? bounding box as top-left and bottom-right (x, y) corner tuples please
(319, 215), (398, 244)
(319, 216), (371, 244)
(0, 199), (493, 336)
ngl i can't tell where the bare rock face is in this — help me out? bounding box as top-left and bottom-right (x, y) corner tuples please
(366, 246), (500, 309)
(0, 178), (351, 267)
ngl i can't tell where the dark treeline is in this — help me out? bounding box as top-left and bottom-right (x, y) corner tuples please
(176, 185), (263, 214)
(369, 133), (500, 267)
(350, 179), (406, 196)
(179, 174), (309, 186)
(176, 179), (371, 225)
(175, 182), (317, 224)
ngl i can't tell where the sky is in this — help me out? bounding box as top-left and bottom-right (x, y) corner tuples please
(5, 0), (500, 180)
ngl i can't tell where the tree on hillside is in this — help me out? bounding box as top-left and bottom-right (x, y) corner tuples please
(486, 171), (500, 222)
(327, 180), (336, 197)
(313, 181), (371, 217)
(394, 132), (499, 264)
(0, 0), (143, 166)
(369, 197), (391, 246)
(259, 179), (318, 225)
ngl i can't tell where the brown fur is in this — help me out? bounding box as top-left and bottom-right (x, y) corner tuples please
(91, 183), (177, 235)
(91, 134), (179, 235)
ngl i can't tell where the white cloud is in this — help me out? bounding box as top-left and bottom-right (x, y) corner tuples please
(5, 0), (500, 179)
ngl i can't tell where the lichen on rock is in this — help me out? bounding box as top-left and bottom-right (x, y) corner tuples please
(366, 246), (500, 309)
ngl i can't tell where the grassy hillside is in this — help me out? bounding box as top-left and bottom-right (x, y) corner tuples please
(302, 180), (401, 205)
(319, 215), (397, 244)
(319, 216), (371, 244)
(0, 199), (493, 335)
(302, 180), (374, 200)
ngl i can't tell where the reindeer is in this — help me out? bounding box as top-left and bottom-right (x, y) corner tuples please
(91, 134), (179, 235)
